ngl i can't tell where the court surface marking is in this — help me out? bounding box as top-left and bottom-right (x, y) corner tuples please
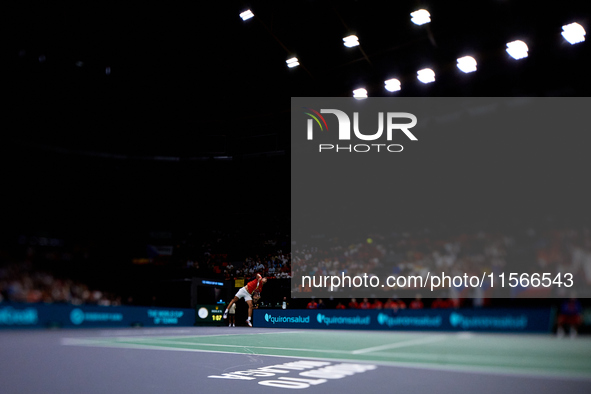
(62, 328), (591, 380)
(2, 327), (590, 394)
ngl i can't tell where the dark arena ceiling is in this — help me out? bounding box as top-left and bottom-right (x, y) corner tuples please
(5, 1), (590, 159)
(2, 1), (590, 230)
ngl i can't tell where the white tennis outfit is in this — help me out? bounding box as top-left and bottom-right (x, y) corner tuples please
(234, 286), (252, 301)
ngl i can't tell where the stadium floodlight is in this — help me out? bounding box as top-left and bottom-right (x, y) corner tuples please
(286, 57), (299, 68)
(240, 9), (254, 21)
(384, 78), (401, 92)
(411, 9), (431, 26)
(417, 68), (435, 84)
(343, 35), (360, 48)
(353, 88), (368, 99)
(506, 40), (528, 59)
(457, 56), (477, 73)
(562, 23), (586, 45)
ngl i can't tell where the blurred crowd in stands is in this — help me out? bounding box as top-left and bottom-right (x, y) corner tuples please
(0, 224), (292, 307)
(305, 296), (457, 310)
(185, 254), (291, 280)
(292, 226), (591, 298)
(2, 221), (590, 308)
(179, 226), (291, 280)
(0, 261), (121, 306)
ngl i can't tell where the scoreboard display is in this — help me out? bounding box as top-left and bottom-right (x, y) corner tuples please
(194, 304), (225, 326)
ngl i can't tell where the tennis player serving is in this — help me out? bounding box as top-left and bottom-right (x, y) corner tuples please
(223, 273), (267, 327)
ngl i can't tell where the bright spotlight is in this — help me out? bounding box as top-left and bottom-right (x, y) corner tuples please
(411, 9), (431, 26)
(240, 10), (254, 21)
(506, 40), (528, 60)
(417, 68), (435, 84)
(384, 78), (401, 92)
(286, 57), (299, 68)
(343, 35), (360, 48)
(457, 56), (477, 73)
(562, 23), (586, 44)
(353, 88), (368, 99)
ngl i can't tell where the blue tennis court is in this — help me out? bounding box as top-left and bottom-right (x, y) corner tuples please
(1, 327), (589, 393)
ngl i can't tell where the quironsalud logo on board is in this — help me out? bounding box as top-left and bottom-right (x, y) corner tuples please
(69, 308), (123, 325)
(0, 306), (38, 325)
(264, 313), (310, 324)
(377, 312), (442, 328)
(449, 312), (528, 330)
(316, 313), (371, 326)
(70, 308), (85, 325)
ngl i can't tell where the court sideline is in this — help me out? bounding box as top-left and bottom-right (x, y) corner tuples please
(1, 327), (589, 393)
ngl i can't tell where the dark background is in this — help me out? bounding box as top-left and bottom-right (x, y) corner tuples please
(2, 1), (590, 308)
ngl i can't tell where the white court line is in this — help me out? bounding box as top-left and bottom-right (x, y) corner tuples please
(104, 338), (355, 355)
(98, 329), (194, 336)
(364, 351), (570, 363)
(88, 330), (307, 341)
(66, 333), (446, 356)
(60, 339), (591, 381)
(352, 335), (446, 354)
(61, 331), (308, 348)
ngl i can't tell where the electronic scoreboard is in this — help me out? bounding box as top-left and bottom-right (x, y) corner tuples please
(194, 304), (225, 326)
